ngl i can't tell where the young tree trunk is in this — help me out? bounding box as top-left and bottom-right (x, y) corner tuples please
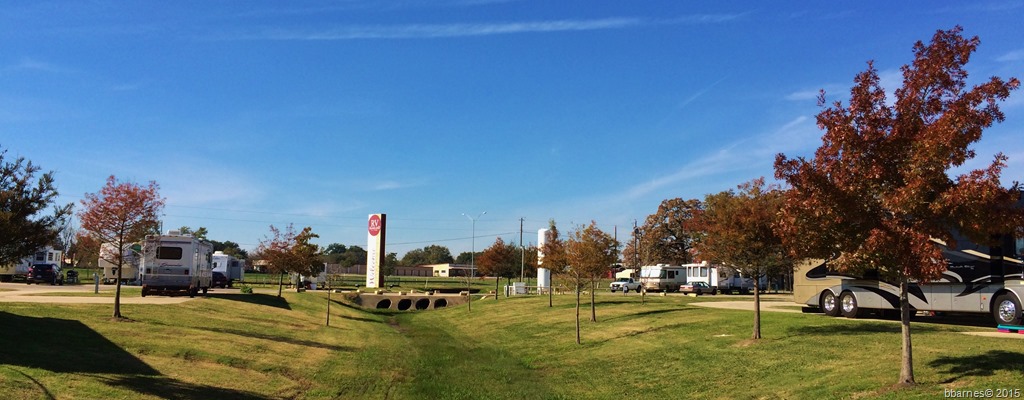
(277, 273), (283, 298)
(590, 278), (597, 322)
(495, 276), (499, 301)
(113, 262), (123, 318)
(548, 279), (553, 307)
(575, 287), (581, 344)
(899, 277), (915, 384)
(752, 277), (761, 339)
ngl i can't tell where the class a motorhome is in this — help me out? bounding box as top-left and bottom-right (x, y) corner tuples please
(140, 231), (213, 297)
(794, 232), (1024, 325)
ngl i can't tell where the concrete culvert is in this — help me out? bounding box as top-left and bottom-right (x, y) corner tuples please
(415, 298), (430, 310)
(434, 298), (448, 308)
(376, 299), (392, 309)
(397, 299), (412, 311)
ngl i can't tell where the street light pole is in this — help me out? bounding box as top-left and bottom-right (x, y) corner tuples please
(463, 211), (486, 311)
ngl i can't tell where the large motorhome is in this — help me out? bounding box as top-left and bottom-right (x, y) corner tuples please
(139, 231), (213, 297)
(99, 243), (140, 284)
(639, 264), (687, 292)
(0, 247), (62, 282)
(794, 233), (1024, 326)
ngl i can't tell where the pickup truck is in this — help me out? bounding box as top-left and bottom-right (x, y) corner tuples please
(609, 278), (642, 293)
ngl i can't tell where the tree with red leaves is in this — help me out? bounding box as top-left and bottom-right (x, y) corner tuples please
(79, 175), (165, 319)
(477, 237), (518, 301)
(255, 224), (321, 297)
(695, 178), (792, 340)
(774, 27), (1021, 385)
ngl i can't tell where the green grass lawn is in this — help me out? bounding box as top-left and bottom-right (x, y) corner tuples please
(0, 291), (1018, 399)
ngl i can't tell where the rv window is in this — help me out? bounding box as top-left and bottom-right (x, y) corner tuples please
(48, 253), (54, 261)
(668, 271), (676, 279)
(35, 252), (45, 261)
(157, 246), (183, 260)
(700, 267), (708, 277)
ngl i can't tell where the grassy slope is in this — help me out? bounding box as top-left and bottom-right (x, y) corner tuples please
(0, 292), (1021, 399)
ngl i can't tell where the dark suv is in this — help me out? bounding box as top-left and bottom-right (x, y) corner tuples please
(211, 271), (231, 289)
(27, 264), (63, 285)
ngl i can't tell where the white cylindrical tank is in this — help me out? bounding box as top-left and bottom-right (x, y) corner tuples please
(537, 268), (550, 289)
(537, 229), (550, 289)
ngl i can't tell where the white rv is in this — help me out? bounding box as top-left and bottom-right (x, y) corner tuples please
(718, 268), (768, 294)
(1, 247), (63, 282)
(99, 243), (140, 284)
(139, 231), (213, 297)
(212, 251), (245, 282)
(639, 264), (687, 292)
(682, 262), (719, 290)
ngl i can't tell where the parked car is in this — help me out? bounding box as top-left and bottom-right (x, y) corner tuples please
(679, 281), (716, 295)
(211, 271), (231, 289)
(609, 277), (642, 293)
(26, 264), (63, 285)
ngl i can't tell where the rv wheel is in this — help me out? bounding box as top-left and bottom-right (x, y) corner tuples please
(202, 287), (208, 295)
(821, 291), (841, 317)
(840, 292), (860, 318)
(993, 294), (1022, 325)
(189, 287), (196, 298)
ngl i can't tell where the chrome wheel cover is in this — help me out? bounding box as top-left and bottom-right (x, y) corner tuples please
(841, 294), (855, 313)
(998, 299), (1017, 323)
(823, 293), (836, 312)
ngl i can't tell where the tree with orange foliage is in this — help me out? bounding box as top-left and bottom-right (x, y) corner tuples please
(774, 27), (1021, 385)
(255, 224), (321, 297)
(695, 178), (792, 340)
(476, 237), (518, 300)
(564, 221), (618, 343)
(79, 175), (164, 319)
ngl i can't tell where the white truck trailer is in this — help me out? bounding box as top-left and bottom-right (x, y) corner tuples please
(140, 231), (213, 297)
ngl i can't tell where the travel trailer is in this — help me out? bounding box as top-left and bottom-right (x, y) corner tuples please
(99, 243), (140, 284)
(211, 251), (245, 283)
(0, 247), (62, 282)
(795, 233), (1024, 325)
(139, 231), (213, 297)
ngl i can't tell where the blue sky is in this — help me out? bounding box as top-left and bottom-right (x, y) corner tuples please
(3, 1), (1023, 257)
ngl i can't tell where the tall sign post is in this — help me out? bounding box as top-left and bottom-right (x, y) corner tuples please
(366, 213), (386, 289)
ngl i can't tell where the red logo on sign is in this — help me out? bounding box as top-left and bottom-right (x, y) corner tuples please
(368, 215), (382, 236)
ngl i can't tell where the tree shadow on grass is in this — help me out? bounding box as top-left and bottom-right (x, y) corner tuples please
(602, 308), (695, 322)
(929, 350), (1024, 384)
(206, 293), (291, 310)
(787, 321), (942, 336)
(99, 375), (275, 400)
(198, 326), (355, 353)
(0, 312), (157, 375)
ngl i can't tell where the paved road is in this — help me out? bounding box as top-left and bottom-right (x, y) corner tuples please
(0, 282), (195, 304)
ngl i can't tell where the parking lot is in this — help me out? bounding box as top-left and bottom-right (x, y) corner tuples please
(0, 281), (195, 304)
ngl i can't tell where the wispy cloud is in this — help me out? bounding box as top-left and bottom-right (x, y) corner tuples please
(256, 18), (642, 40)
(2, 57), (72, 74)
(625, 115), (816, 200)
(234, 14), (742, 41)
(997, 49), (1024, 62)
